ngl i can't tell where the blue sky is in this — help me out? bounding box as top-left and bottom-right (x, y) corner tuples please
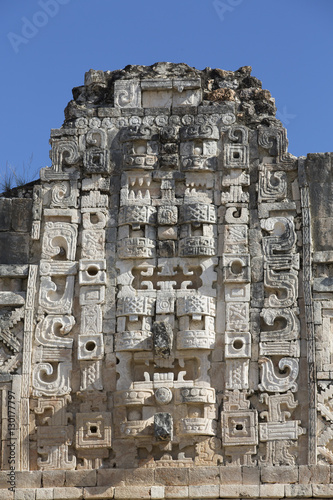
(1, 0), (332, 184)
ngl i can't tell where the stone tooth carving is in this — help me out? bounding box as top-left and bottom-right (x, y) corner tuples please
(121, 173), (153, 205)
(32, 361), (72, 396)
(221, 186), (249, 204)
(42, 222), (78, 261)
(35, 315), (75, 347)
(82, 191), (109, 209)
(259, 357), (299, 393)
(222, 170), (250, 187)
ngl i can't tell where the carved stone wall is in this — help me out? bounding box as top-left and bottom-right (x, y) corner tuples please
(0, 63), (332, 499)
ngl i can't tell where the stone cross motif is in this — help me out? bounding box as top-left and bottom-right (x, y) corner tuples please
(0, 62), (332, 499)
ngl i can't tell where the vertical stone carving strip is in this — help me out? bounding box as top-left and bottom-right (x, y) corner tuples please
(21, 264), (38, 470)
(298, 157), (316, 464)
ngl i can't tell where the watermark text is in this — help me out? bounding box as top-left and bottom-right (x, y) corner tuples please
(7, 390), (16, 492)
(8, 0), (71, 54)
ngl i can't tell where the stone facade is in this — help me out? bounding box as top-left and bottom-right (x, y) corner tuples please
(0, 62), (332, 499)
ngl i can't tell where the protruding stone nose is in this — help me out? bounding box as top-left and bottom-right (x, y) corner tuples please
(154, 412), (173, 441)
(152, 320), (173, 357)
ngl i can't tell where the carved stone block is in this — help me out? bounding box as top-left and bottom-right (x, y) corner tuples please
(222, 411), (258, 446)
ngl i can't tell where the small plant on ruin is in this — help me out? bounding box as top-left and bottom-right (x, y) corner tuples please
(0, 155), (39, 193)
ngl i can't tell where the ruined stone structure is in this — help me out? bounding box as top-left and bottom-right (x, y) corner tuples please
(0, 63), (333, 499)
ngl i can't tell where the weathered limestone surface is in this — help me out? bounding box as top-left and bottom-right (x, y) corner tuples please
(0, 62), (332, 498)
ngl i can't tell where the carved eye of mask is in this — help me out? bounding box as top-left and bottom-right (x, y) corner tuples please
(193, 146), (203, 155)
(155, 387), (173, 405)
(135, 144), (147, 155)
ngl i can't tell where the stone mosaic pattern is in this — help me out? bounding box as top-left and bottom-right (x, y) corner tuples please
(0, 62), (332, 498)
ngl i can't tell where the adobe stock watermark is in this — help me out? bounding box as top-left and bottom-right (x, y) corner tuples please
(213, 0), (244, 22)
(276, 106), (297, 127)
(7, 0), (71, 54)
